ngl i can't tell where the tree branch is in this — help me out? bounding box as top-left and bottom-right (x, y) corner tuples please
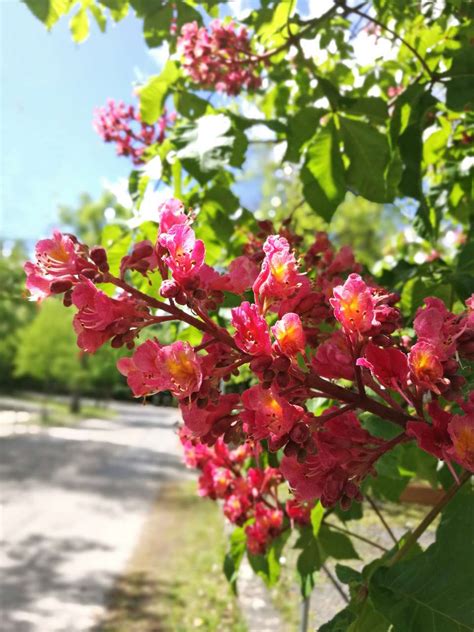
(346, 4), (436, 80)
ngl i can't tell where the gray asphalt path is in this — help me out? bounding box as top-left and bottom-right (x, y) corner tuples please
(0, 398), (185, 632)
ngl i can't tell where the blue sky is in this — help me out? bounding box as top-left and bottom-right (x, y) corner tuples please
(1, 2), (161, 242)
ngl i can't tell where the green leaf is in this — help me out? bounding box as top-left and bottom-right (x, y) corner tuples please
(301, 120), (346, 222)
(174, 92), (209, 119)
(256, 0), (295, 48)
(319, 606), (356, 631)
(390, 85), (437, 203)
(89, 3), (106, 32)
(370, 487), (474, 631)
(453, 240), (474, 300)
(23, 0), (71, 28)
(318, 525), (360, 560)
(223, 526), (246, 594)
(285, 107), (325, 163)
(139, 60), (179, 124)
(69, 6), (90, 43)
(311, 501), (324, 537)
(248, 531), (288, 587)
(341, 97), (388, 124)
(339, 116), (390, 203)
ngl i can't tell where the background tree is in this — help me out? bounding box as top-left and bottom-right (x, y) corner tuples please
(14, 300), (88, 412)
(59, 190), (130, 245)
(0, 242), (36, 389)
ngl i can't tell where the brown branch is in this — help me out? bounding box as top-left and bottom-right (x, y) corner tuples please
(306, 373), (415, 427)
(105, 273), (238, 350)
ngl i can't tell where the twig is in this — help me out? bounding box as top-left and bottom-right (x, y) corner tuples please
(310, 403), (356, 429)
(347, 4), (436, 80)
(324, 521), (389, 552)
(321, 564), (350, 603)
(388, 470), (471, 566)
(365, 494), (397, 545)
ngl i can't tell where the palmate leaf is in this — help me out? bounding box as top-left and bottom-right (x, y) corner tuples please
(369, 486), (474, 631)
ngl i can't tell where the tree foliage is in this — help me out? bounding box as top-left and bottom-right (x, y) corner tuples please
(22, 1), (474, 629)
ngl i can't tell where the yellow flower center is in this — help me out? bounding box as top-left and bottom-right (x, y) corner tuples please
(452, 425), (474, 460)
(166, 351), (195, 384)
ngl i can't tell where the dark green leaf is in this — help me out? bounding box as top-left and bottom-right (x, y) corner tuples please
(446, 46), (474, 111)
(174, 92), (209, 119)
(318, 525), (360, 560)
(319, 606), (356, 631)
(285, 107), (325, 162)
(370, 487), (474, 631)
(223, 526), (246, 594)
(295, 525), (322, 597)
(143, 4), (173, 48)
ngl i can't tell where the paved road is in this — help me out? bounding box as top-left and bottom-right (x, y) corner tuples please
(0, 398), (186, 632)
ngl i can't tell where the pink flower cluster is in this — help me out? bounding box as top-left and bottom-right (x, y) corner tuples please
(93, 99), (175, 165)
(180, 430), (302, 555)
(25, 197), (474, 514)
(177, 20), (262, 96)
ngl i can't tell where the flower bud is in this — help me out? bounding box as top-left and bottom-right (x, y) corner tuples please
(50, 279), (73, 294)
(263, 369), (275, 382)
(290, 422), (310, 444)
(283, 441), (299, 458)
(133, 241), (154, 259)
(272, 356), (291, 372)
(371, 334), (392, 347)
(249, 355), (273, 373)
(276, 372), (290, 388)
(90, 246), (108, 269)
(160, 280), (180, 299)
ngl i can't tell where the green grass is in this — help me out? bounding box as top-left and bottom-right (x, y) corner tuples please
(96, 481), (247, 632)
